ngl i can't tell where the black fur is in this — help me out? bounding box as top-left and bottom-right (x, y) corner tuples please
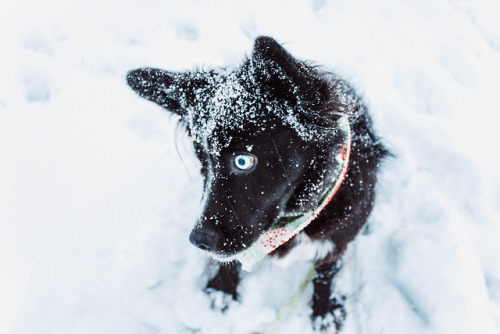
(127, 36), (386, 331)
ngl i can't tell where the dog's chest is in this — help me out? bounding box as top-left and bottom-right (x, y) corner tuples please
(271, 233), (335, 267)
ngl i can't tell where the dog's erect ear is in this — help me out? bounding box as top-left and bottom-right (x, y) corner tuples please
(127, 68), (207, 116)
(251, 36), (299, 73)
(251, 36), (325, 96)
(250, 36), (304, 96)
(251, 36), (361, 126)
(250, 37), (330, 114)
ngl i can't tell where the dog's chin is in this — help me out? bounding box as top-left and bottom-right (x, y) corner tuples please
(207, 237), (266, 263)
(206, 214), (309, 264)
(208, 251), (242, 264)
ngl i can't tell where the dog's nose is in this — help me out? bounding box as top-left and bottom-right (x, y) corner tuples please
(189, 229), (218, 252)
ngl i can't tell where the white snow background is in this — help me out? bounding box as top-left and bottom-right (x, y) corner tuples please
(1, 0), (500, 333)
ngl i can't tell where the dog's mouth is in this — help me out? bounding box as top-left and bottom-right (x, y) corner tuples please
(206, 212), (309, 263)
(208, 250), (244, 263)
(202, 213), (304, 262)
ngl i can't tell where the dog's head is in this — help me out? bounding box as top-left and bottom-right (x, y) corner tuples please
(127, 36), (363, 262)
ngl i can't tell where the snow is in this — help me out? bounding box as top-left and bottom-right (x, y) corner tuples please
(1, 0), (500, 333)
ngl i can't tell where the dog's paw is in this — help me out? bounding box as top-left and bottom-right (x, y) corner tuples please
(204, 261), (239, 302)
(311, 297), (346, 332)
(205, 288), (236, 313)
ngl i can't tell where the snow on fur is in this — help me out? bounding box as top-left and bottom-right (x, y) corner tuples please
(1, 0), (500, 334)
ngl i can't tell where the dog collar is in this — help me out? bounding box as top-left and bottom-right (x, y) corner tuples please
(234, 118), (352, 271)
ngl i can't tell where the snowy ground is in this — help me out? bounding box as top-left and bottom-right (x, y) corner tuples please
(1, 0), (500, 333)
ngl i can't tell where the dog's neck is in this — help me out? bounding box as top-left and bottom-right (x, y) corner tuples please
(232, 117), (352, 272)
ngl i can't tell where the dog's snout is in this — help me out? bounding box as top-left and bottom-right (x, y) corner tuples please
(189, 228), (218, 252)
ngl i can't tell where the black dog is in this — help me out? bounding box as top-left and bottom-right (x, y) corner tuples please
(127, 36), (386, 331)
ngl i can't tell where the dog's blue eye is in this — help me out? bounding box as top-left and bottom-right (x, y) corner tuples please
(234, 154), (256, 170)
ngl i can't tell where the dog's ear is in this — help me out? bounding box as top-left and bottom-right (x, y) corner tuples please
(250, 37), (336, 121)
(127, 68), (207, 116)
(250, 36), (305, 98)
(250, 36), (326, 99)
(251, 36), (298, 73)
(251, 36), (362, 126)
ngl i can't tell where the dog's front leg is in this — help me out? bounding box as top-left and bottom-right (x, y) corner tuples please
(205, 261), (241, 311)
(311, 259), (346, 332)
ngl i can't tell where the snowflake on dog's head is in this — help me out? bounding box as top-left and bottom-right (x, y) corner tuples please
(127, 37), (366, 157)
(178, 61), (361, 156)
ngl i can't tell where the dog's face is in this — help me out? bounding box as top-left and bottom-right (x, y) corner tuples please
(127, 36), (362, 260)
(189, 115), (348, 259)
